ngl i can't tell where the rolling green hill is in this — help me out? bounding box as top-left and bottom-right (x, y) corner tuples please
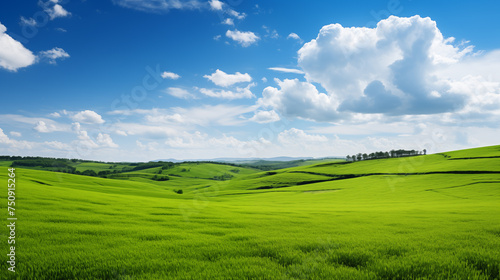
(1, 145), (499, 279)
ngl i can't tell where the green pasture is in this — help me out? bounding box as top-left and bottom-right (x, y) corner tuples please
(0, 145), (499, 279)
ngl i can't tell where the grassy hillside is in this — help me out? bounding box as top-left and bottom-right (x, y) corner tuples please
(72, 162), (131, 172)
(0, 145), (499, 279)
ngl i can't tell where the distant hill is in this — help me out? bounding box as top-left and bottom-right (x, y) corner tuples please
(154, 156), (344, 163)
(152, 156), (346, 170)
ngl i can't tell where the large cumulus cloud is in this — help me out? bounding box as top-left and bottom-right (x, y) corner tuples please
(295, 15), (491, 118)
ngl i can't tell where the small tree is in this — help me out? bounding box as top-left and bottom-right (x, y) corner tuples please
(81, 169), (97, 177)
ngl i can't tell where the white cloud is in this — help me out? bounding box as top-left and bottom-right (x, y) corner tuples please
(154, 130), (361, 160)
(136, 140), (159, 151)
(112, 0), (203, 13)
(136, 140), (145, 149)
(0, 114), (69, 132)
(262, 77), (268, 83)
(72, 121), (81, 132)
(164, 132), (269, 154)
(226, 30), (259, 47)
(9, 131), (21, 137)
(209, 0), (223, 11)
(34, 121), (58, 133)
(20, 17), (37, 26)
(249, 110), (280, 123)
(41, 1), (71, 20)
(259, 78), (340, 122)
(439, 50), (500, 114)
(268, 67), (305, 74)
(97, 133), (118, 148)
(112, 0), (247, 27)
(38, 47), (70, 64)
(287, 33), (302, 42)
(163, 131), (207, 148)
(50, 4), (70, 19)
(110, 105), (256, 128)
(108, 109), (156, 116)
(116, 130), (128, 136)
(267, 128), (347, 157)
(161, 71), (180, 79)
(72, 122), (119, 150)
(49, 112), (61, 118)
(169, 105), (256, 126)
(0, 128), (34, 150)
(263, 25), (279, 39)
(227, 9), (245, 20)
(0, 129), (12, 143)
(298, 15), (484, 116)
(0, 22), (37, 71)
(72, 110), (105, 124)
(44, 141), (70, 150)
(278, 128), (328, 145)
(204, 69), (252, 87)
(222, 18), (234, 26)
(307, 122), (415, 136)
(147, 113), (183, 123)
(199, 83), (255, 99)
(113, 123), (179, 139)
(72, 122), (99, 149)
(165, 87), (196, 99)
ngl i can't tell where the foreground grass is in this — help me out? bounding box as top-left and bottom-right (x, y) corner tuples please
(0, 146), (499, 279)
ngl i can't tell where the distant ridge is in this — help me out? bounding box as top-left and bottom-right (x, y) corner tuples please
(153, 156), (343, 163)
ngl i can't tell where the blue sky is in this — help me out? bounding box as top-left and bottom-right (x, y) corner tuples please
(1, 0), (500, 161)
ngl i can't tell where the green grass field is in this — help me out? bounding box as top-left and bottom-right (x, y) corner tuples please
(1, 146), (499, 279)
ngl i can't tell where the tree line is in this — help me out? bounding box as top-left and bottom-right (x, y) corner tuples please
(346, 149), (426, 162)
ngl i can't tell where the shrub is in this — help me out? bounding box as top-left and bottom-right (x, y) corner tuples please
(152, 175), (169, 181)
(81, 170), (97, 177)
(213, 173), (234, 181)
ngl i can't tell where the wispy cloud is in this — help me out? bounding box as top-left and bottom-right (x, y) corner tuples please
(164, 87), (196, 99)
(199, 83), (256, 99)
(268, 67), (305, 74)
(40, 0), (71, 20)
(112, 0), (204, 13)
(38, 47), (70, 64)
(20, 16), (37, 26)
(109, 105), (257, 127)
